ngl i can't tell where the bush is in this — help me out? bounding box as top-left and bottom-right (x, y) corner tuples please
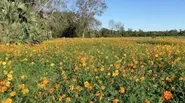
(0, 0), (52, 43)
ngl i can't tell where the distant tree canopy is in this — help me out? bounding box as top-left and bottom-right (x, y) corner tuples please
(99, 27), (185, 37)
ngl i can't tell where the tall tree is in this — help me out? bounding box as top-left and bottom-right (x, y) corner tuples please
(109, 19), (115, 34)
(65, 0), (107, 38)
(119, 25), (124, 36)
(115, 22), (122, 31)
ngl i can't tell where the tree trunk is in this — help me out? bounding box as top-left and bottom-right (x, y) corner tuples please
(82, 31), (85, 38)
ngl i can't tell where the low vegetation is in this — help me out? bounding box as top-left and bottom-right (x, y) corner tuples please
(0, 37), (185, 103)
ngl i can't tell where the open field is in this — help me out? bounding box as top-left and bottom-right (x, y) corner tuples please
(0, 37), (185, 103)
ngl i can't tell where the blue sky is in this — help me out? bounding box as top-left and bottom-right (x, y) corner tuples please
(96, 0), (185, 31)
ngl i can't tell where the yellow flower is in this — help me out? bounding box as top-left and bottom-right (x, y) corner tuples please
(99, 93), (104, 100)
(72, 78), (77, 82)
(76, 85), (82, 92)
(95, 76), (99, 79)
(119, 86), (125, 94)
(100, 67), (104, 71)
(9, 71), (13, 74)
(141, 65), (145, 68)
(18, 84), (25, 89)
(59, 94), (66, 101)
(112, 70), (119, 77)
(3, 70), (8, 75)
(155, 54), (158, 58)
(31, 62), (35, 65)
(59, 62), (63, 65)
(9, 91), (16, 97)
(7, 74), (12, 81)
(123, 54), (127, 58)
(1, 98), (12, 103)
(140, 76), (145, 81)
(101, 86), (106, 90)
(179, 77), (183, 81)
(5, 81), (11, 87)
(50, 63), (55, 67)
(136, 78), (139, 82)
(105, 56), (109, 59)
(2, 62), (6, 66)
(66, 97), (71, 102)
(22, 88), (29, 94)
(69, 85), (74, 91)
(148, 70), (152, 73)
(20, 75), (27, 79)
(38, 83), (46, 89)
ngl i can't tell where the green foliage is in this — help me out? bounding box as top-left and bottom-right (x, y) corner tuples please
(0, 0), (52, 43)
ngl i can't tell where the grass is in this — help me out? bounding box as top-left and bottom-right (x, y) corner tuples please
(0, 37), (185, 103)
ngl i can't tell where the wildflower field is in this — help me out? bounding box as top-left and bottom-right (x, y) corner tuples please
(1, 37), (185, 103)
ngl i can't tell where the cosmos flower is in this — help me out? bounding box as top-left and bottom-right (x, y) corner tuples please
(163, 91), (172, 100)
(1, 98), (12, 103)
(119, 86), (125, 94)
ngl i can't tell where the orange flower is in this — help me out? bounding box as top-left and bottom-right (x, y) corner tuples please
(18, 84), (25, 89)
(84, 81), (93, 89)
(0, 86), (7, 92)
(113, 99), (119, 103)
(119, 86), (125, 94)
(89, 101), (94, 103)
(1, 98), (12, 103)
(42, 78), (49, 85)
(55, 84), (60, 89)
(163, 91), (172, 100)
(0, 80), (4, 85)
(48, 88), (55, 93)
(9, 91), (16, 97)
(115, 63), (120, 69)
(144, 99), (150, 103)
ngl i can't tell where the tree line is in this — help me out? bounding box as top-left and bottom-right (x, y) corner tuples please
(0, 0), (184, 44)
(99, 28), (185, 37)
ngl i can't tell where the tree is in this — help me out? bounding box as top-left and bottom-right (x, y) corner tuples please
(64, 0), (107, 38)
(115, 22), (122, 31)
(0, 0), (58, 43)
(119, 25), (125, 36)
(100, 28), (109, 37)
(109, 19), (115, 34)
